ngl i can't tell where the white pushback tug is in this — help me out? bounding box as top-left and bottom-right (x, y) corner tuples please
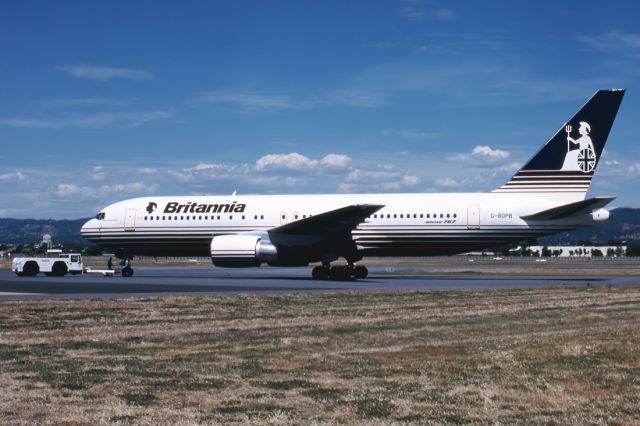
(12, 249), (83, 277)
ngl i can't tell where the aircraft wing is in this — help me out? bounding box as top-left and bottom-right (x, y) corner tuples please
(270, 204), (384, 235)
(521, 196), (615, 221)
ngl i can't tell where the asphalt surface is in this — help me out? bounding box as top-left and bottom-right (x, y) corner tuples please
(1, 265), (639, 300)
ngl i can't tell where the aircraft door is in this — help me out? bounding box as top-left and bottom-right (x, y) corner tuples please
(124, 209), (137, 231)
(467, 205), (480, 229)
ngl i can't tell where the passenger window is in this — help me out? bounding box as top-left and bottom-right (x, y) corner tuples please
(242, 215), (245, 220)
(454, 213), (457, 218)
(230, 215), (233, 220)
(427, 214), (430, 218)
(217, 215), (220, 220)
(162, 216), (165, 220)
(387, 214), (390, 218)
(400, 214), (403, 218)
(440, 214), (443, 218)
(150, 216), (154, 220)
(260, 215), (264, 219)
(144, 217), (147, 220)
(446, 214), (450, 218)
(199, 216), (202, 220)
(420, 214), (423, 218)
(393, 214), (397, 218)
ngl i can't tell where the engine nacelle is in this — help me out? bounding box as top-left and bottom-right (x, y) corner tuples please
(210, 234), (278, 267)
(591, 208), (610, 222)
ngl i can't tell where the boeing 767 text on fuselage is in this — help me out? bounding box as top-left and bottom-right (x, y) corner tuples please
(81, 90), (625, 279)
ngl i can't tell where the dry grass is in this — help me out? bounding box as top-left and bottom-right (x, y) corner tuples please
(1, 287), (640, 424)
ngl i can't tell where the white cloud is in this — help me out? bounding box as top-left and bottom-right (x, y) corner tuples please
(57, 183), (87, 197)
(435, 177), (461, 188)
(255, 153), (318, 171)
(345, 168), (398, 183)
(576, 30), (640, 50)
(56, 65), (154, 81)
(37, 98), (131, 109)
(471, 145), (510, 159)
(451, 145), (511, 166)
(195, 92), (294, 110)
(140, 167), (158, 174)
(401, 174), (420, 186)
(91, 166), (105, 181)
(319, 89), (387, 108)
(0, 111), (172, 129)
(99, 182), (158, 195)
(382, 129), (440, 140)
(341, 166), (420, 193)
(319, 154), (351, 169)
(0, 171), (26, 182)
(398, 2), (457, 22)
(57, 181), (157, 199)
(628, 163), (640, 177)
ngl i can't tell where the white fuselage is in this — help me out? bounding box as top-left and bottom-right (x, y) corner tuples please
(81, 192), (590, 259)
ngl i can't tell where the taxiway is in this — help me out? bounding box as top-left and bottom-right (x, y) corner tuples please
(1, 265), (638, 300)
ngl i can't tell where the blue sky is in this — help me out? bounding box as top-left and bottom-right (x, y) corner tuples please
(1, 1), (640, 218)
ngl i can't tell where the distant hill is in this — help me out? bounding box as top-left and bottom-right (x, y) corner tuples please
(1, 208), (640, 248)
(0, 218), (90, 246)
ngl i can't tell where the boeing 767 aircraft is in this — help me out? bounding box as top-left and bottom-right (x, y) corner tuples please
(81, 90), (625, 279)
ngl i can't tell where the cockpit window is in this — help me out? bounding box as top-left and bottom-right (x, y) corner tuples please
(95, 212), (106, 220)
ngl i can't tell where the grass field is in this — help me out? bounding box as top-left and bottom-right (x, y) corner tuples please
(1, 287), (640, 424)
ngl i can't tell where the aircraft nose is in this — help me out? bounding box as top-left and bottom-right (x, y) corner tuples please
(80, 218), (98, 236)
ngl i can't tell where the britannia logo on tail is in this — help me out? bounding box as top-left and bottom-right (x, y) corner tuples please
(561, 121), (596, 172)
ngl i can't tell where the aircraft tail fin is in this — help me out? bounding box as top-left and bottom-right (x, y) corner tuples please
(492, 89), (625, 200)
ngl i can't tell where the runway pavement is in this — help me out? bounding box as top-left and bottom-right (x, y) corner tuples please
(1, 265), (639, 300)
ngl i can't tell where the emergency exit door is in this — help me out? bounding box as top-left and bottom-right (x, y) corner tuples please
(124, 209), (137, 231)
(467, 205), (480, 229)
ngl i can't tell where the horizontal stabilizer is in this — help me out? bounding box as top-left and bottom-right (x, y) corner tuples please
(271, 204), (384, 235)
(521, 197), (615, 221)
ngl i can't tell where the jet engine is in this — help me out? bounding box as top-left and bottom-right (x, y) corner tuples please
(591, 208), (610, 222)
(210, 234), (278, 267)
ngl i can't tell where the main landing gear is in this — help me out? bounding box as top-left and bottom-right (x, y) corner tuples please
(311, 263), (368, 280)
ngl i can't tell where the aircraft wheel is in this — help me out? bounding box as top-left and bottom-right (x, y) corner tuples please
(121, 266), (134, 277)
(330, 265), (351, 281)
(312, 266), (329, 280)
(353, 265), (368, 279)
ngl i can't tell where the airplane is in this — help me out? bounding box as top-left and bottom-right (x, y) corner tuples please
(81, 89), (625, 279)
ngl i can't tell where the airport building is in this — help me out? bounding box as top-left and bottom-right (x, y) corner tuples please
(516, 245), (627, 257)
